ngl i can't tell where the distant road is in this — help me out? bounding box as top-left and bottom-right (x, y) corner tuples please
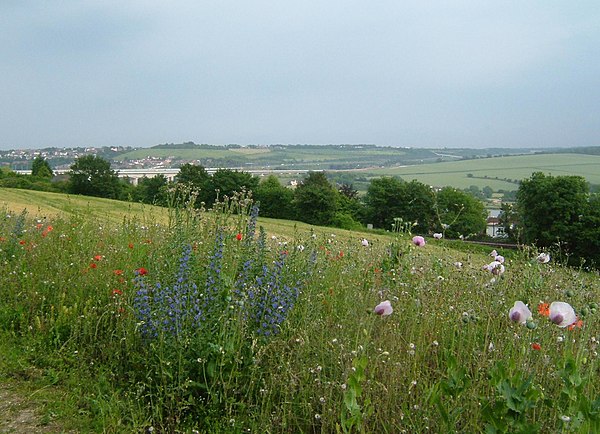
(14, 168), (312, 184)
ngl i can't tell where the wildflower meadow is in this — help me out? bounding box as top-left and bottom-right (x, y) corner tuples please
(1, 191), (600, 433)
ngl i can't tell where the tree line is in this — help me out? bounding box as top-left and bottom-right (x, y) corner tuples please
(3, 156), (599, 267)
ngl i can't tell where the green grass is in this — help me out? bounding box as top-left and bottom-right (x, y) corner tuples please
(365, 153), (600, 190)
(0, 187), (169, 225)
(1, 189), (600, 432)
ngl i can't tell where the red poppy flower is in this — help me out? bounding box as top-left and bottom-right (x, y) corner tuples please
(41, 231), (48, 237)
(112, 289), (123, 296)
(94, 255), (102, 261)
(19, 240), (26, 245)
(537, 303), (550, 317)
(90, 263), (97, 269)
(531, 343), (541, 351)
(46, 226), (53, 232)
(567, 319), (584, 330)
(136, 267), (148, 276)
(236, 233), (243, 241)
(113, 269), (124, 275)
(36, 223), (43, 229)
(128, 243), (134, 249)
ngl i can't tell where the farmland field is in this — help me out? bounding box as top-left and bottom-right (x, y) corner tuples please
(363, 153), (600, 190)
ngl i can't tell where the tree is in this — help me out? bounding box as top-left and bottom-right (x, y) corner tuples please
(175, 163), (213, 206)
(338, 183), (359, 200)
(570, 194), (600, 267)
(68, 155), (122, 199)
(516, 172), (589, 249)
(364, 177), (404, 229)
(133, 175), (169, 206)
(31, 155), (53, 178)
(434, 187), (487, 238)
(482, 186), (494, 199)
(254, 175), (295, 219)
(211, 169), (259, 203)
(294, 172), (339, 226)
(364, 177), (435, 232)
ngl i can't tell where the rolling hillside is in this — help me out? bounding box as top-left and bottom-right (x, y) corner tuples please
(364, 153), (600, 190)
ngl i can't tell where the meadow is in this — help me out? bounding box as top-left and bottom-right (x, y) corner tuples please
(1, 189), (600, 432)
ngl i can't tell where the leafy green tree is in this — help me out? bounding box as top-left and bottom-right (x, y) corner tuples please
(364, 177), (435, 232)
(211, 169), (259, 203)
(175, 163), (213, 206)
(482, 186), (494, 199)
(133, 175), (169, 206)
(338, 183), (359, 200)
(68, 155), (122, 199)
(498, 202), (519, 240)
(434, 187), (487, 238)
(294, 172), (339, 226)
(516, 172), (589, 249)
(570, 194), (600, 267)
(402, 180), (436, 232)
(31, 155), (53, 178)
(364, 177), (404, 229)
(254, 175), (295, 219)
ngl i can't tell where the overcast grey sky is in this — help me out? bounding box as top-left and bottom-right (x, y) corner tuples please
(1, 1), (599, 150)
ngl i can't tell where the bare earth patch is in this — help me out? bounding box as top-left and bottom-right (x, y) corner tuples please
(0, 384), (69, 434)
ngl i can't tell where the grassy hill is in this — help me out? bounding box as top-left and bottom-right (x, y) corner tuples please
(1, 188), (168, 224)
(0, 188), (379, 241)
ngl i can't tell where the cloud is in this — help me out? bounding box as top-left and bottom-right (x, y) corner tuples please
(0, 1), (599, 148)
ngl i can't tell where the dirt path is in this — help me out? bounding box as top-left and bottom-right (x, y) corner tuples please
(0, 384), (70, 434)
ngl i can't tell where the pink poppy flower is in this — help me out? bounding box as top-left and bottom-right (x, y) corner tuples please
(508, 301), (532, 325)
(374, 300), (393, 316)
(549, 302), (577, 328)
(484, 261), (505, 276)
(412, 236), (426, 247)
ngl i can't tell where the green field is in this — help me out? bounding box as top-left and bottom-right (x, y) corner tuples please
(0, 188), (168, 224)
(0, 188), (377, 241)
(363, 153), (600, 190)
(116, 144), (435, 169)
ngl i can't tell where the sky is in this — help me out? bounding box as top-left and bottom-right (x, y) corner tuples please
(1, 1), (599, 150)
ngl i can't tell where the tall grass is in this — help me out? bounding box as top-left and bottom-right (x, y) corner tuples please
(1, 193), (600, 432)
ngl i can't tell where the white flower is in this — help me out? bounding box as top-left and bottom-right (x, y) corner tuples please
(549, 302), (577, 328)
(453, 261), (463, 269)
(433, 233), (442, 239)
(484, 261), (505, 276)
(537, 252), (551, 264)
(361, 238), (369, 247)
(508, 301), (532, 325)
